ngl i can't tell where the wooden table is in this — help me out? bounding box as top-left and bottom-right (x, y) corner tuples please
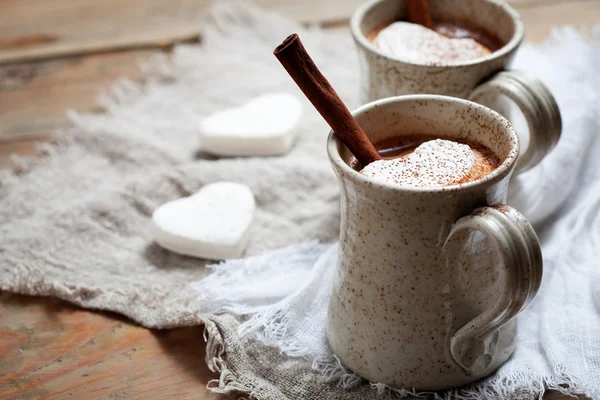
(1, 1), (597, 398)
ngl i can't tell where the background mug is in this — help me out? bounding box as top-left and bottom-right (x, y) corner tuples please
(351, 0), (561, 173)
(326, 95), (543, 390)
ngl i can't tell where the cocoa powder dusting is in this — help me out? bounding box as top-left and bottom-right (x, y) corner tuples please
(368, 19), (504, 64)
(351, 135), (500, 187)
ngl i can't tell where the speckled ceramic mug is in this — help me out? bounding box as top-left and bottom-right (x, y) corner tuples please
(326, 95), (543, 390)
(351, 0), (561, 173)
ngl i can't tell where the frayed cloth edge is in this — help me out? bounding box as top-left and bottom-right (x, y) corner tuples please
(201, 318), (597, 400)
(312, 354), (596, 400)
(201, 315), (256, 400)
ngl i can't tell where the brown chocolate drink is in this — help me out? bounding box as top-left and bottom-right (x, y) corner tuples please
(350, 135), (500, 187)
(432, 21), (504, 53)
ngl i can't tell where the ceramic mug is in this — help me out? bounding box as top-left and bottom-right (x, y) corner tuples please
(351, 0), (561, 173)
(326, 95), (543, 390)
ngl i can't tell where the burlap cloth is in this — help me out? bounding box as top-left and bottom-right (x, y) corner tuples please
(2, 2), (596, 399)
(0, 1), (343, 328)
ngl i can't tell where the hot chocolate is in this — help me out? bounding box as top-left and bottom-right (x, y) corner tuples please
(351, 135), (499, 187)
(368, 20), (504, 64)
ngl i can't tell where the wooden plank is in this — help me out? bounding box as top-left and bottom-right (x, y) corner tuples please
(2, 0), (592, 65)
(0, 0), (205, 65)
(0, 0), (369, 64)
(509, 0), (593, 8)
(2, 0), (597, 142)
(0, 135), (51, 169)
(0, 293), (220, 400)
(325, 0), (600, 42)
(257, 0), (364, 25)
(518, 0), (600, 42)
(266, 0), (599, 25)
(545, 392), (591, 400)
(0, 49), (159, 140)
(0, 294), (591, 400)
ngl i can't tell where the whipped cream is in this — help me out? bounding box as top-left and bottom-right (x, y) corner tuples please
(360, 139), (475, 187)
(373, 22), (491, 64)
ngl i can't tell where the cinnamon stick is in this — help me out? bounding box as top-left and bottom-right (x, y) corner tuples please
(407, 0), (433, 29)
(273, 34), (381, 166)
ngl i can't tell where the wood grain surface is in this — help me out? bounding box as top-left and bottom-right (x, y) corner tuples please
(0, 293), (222, 399)
(0, 49), (159, 140)
(0, 0), (206, 65)
(1, 0), (596, 64)
(0, 292), (590, 400)
(1, 0), (598, 142)
(0, 0), (598, 399)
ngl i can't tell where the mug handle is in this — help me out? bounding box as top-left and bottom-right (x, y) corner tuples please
(444, 205), (543, 375)
(469, 70), (562, 173)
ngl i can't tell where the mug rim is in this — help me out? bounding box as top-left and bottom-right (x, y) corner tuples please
(350, 0), (524, 68)
(326, 95), (520, 193)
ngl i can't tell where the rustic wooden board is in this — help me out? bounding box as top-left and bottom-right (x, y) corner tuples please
(0, 293), (590, 400)
(1, 0), (594, 64)
(2, 0), (598, 144)
(0, 293), (221, 400)
(0, 135), (51, 168)
(1, 0), (597, 142)
(519, 0), (600, 42)
(325, 0), (600, 39)
(0, 49), (159, 140)
(0, 0), (206, 65)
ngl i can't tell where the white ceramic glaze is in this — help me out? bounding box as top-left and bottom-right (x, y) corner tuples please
(326, 96), (543, 390)
(351, 0), (561, 173)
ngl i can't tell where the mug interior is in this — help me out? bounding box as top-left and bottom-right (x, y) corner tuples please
(355, 0), (521, 64)
(328, 95), (519, 188)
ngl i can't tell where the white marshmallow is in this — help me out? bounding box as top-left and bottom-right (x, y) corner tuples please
(361, 139), (474, 187)
(374, 22), (491, 64)
(199, 93), (303, 156)
(151, 182), (255, 260)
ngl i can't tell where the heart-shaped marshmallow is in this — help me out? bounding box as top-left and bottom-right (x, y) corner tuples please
(199, 93), (303, 156)
(151, 182), (255, 260)
(374, 22), (491, 64)
(360, 139), (475, 187)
